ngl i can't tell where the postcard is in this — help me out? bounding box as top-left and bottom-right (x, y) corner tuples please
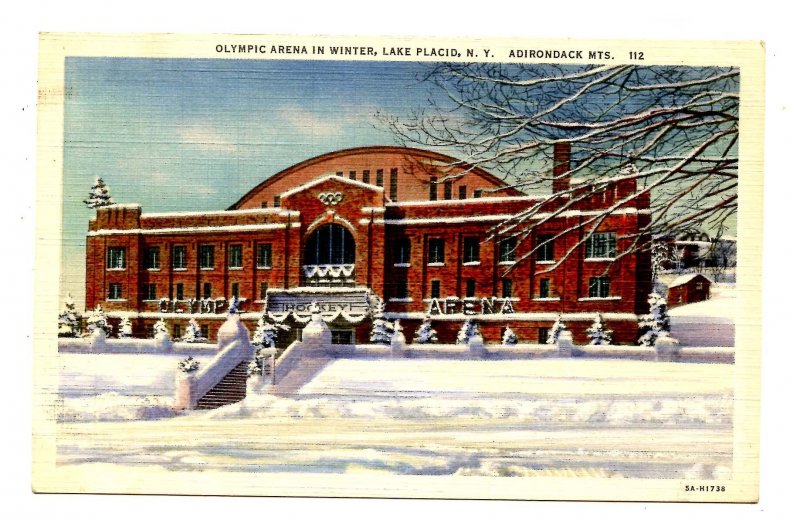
(33, 33), (763, 501)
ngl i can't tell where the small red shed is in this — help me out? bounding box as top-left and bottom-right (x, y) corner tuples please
(667, 273), (712, 307)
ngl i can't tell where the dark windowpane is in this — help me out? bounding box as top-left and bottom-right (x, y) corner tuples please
(463, 237), (480, 263)
(539, 279), (550, 298)
(106, 247), (126, 269)
(257, 243), (272, 268)
(390, 168), (398, 201)
(537, 235), (554, 262)
(173, 324), (181, 339)
(349, 170), (357, 180)
(274, 196), (280, 207)
(376, 169), (384, 187)
(231, 282), (240, 298)
(175, 283), (184, 301)
(431, 280), (441, 299)
(228, 245), (243, 268)
(395, 237), (411, 264)
(444, 180), (452, 200)
(465, 279), (476, 298)
(473, 189), (482, 198)
(586, 233), (616, 259)
(199, 245), (214, 269)
(145, 247), (160, 269)
(203, 283), (212, 299)
(362, 170), (370, 183)
(303, 224), (355, 265)
(429, 177), (438, 201)
(500, 237), (517, 262)
(428, 238), (445, 264)
(589, 276), (611, 297)
(502, 279), (513, 298)
(260, 282), (268, 299)
(458, 185), (467, 199)
(172, 246), (187, 269)
(108, 283), (122, 300)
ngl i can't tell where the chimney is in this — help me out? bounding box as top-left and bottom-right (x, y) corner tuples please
(552, 142), (571, 194)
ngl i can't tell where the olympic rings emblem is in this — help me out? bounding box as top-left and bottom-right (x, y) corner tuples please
(318, 192), (344, 206)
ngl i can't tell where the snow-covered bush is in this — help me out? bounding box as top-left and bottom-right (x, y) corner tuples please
(501, 325), (518, 346)
(83, 177), (114, 208)
(58, 293), (80, 337)
(252, 315), (287, 349)
(414, 316), (439, 344)
(178, 356), (199, 373)
(457, 319), (481, 344)
(118, 316), (133, 338)
(228, 296), (241, 314)
(153, 318), (169, 339)
(638, 293), (671, 346)
(369, 296), (394, 344)
(85, 305), (112, 336)
(586, 313), (613, 345)
(546, 315), (566, 344)
(181, 318), (205, 343)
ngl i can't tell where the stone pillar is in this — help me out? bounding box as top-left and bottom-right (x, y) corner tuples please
(557, 331), (574, 357)
(174, 372), (195, 410)
(302, 302), (332, 356)
(89, 327), (107, 351)
(468, 334), (486, 358)
(390, 320), (406, 358)
(655, 335), (681, 362)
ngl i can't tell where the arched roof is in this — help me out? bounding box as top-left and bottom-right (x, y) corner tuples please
(230, 146), (523, 209)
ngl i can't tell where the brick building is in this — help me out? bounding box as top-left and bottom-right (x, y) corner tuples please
(85, 145), (652, 345)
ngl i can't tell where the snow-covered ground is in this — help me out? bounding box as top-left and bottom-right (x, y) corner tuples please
(58, 352), (216, 422)
(57, 358), (733, 479)
(669, 284), (736, 346)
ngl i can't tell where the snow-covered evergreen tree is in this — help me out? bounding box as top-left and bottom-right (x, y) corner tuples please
(586, 313), (613, 345)
(457, 319), (481, 344)
(252, 314), (286, 349)
(228, 295), (241, 314)
(85, 305), (111, 336)
(153, 317), (169, 339)
(119, 316), (133, 338)
(501, 325), (518, 346)
(83, 177), (114, 208)
(638, 293), (671, 346)
(57, 293), (80, 337)
(181, 318), (204, 343)
(369, 296), (394, 344)
(413, 316), (439, 344)
(546, 315), (566, 344)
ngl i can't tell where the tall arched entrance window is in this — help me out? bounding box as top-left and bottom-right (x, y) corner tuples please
(302, 224), (356, 286)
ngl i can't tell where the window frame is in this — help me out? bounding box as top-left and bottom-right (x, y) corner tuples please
(427, 238), (445, 265)
(430, 279), (441, 299)
(172, 245), (188, 270)
(585, 232), (617, 260)
(499, 237), (517, 263)
(106, 247), (126, 270)
(539, 278), (550, 298)
(501, 278), (513, 298)
(465, 278), (476, 298)
(108, 283), (123, 300)
(257, 243), (272, 269)
(463, 237), (480, 264)
(536, 235), (555, 262)
(228, 244), (243, 269)
(144, 246), (160, 270)
(588, 276), (611, 298)
(394, 237), (411, 266)
(144, 283), (157, 301)
(199, 244), (215, 270)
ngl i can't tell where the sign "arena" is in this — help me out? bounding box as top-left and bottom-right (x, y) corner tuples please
(428, 297), (515, 316)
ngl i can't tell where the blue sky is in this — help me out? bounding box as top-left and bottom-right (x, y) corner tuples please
(62, 58), (439, 307)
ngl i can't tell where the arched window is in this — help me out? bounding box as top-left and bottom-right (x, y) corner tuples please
(303, 224), (355, 266)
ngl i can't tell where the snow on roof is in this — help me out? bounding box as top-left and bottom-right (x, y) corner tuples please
(668, 273), (712, 288)
(388, 194), (545, 207)
(280, 174), (384, 199)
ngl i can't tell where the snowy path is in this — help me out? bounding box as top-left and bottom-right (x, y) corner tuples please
(56, 358), (734, 478)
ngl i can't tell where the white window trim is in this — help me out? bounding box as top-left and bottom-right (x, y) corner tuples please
(173, 268), (188, 272)
(228, 266), (244, 271)
(462, 261), (481, 266)
(578, 296), (622, 301)
(200, 267), (215, 271)
(388, 297), (414, 303)
(393, 262), (410, 268)
(256, 265), (272, 270)
(106, 298), (127, 302)
(146, 268), (161, 272)
(498, 260), (515, 266)
(536, 260), (556, 265)
(585, 257), (616, 262)
(106, 267), (126, 272)
(532, 297), (560, 301)
(427, 262), (445, 267)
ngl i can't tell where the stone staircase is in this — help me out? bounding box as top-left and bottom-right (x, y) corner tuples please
(195, 361), (249, 410)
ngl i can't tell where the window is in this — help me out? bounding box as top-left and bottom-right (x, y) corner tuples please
(175, 283), (184, 301)
(147, 324), (155, 338)
(429, 176), (438, 201)
(458, 185), (467, 200)
(231, 282), (240, 298)
(430, 280), (441, 299)
(362, 170), (370, 183)
(376, 169), (384, 187)
(331, 330), (354, 345)
(463, 237), (480, 263)
(502, 278), (513, 298)
(228, 244), (243, 268)
(144, 283), (157, 301)
(589, 276), (611, 298)
(395, 280), (408, 298)
(172, 246), (187, 269)
(257, 243), (272, 268)
(539, 279), (550, 298)
(261, 201), (268, 208)
(200, 325), (209, 339)
(444, 180), (452, 200)
(336, 171), (343, 177)
(465, 278), (476, 298)
(349, 170), (357, 180)
(199, 245), (214, 269)
(145, 247), (160, 270)
(428, 238), (445, 264)
(304, 224), (355, 265)
(203, 282), (212, 299)
(538, 328), (549, 344)
(537, 235), (555, 262)
(696, 282), (704, 291)
(273, 195), (280, 207)
(390, 168), (398, 201)
(260, 282), (269, 300)
(473, 189), (483, 198)
(108, 283), (122, 300)
(394, 237), (411, 265)
(499, 237), (517, 263)
(173, 324), (181, 339)
(106, 247), (126, 269)
(586, 232), (616, 259)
